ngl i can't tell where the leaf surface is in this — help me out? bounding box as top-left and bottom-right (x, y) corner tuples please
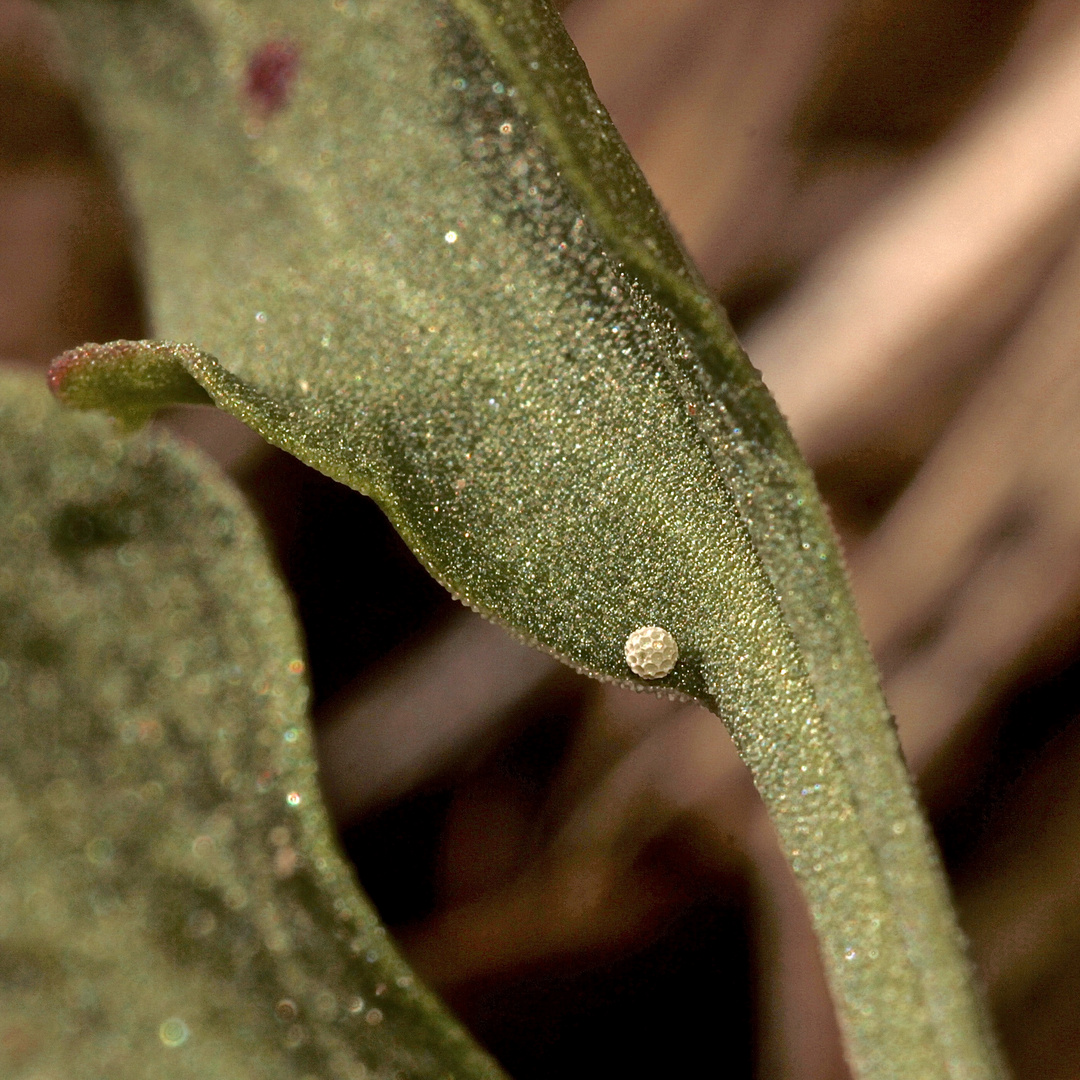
(41, 1), (1005, 1076)
(0, 370), (505, 1080)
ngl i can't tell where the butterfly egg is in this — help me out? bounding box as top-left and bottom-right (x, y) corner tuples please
(624, 626), (678, 679)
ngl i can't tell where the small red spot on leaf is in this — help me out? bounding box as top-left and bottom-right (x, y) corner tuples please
(46, 350), (79, 399)
(245, 40), (300, 116)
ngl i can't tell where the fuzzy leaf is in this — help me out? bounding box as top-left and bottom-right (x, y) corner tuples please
(48, 339), (213, 432)
(0, 371), (505, 1080)
(42, 1), (1005, 1077)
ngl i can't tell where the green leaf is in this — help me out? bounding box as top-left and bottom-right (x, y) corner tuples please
(0, 370), (505, 1080)
(41, 1), (1006, 1076)
(48, 339), (213, 432)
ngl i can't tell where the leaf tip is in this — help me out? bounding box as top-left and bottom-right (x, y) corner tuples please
(47, 340), (215, 431)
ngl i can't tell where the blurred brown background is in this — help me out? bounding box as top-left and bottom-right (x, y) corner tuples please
(6, 0), (1080, 1076)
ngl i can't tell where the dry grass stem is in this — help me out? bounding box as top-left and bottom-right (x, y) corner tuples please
(317, 614), (562, 825)
(745, 8), (1080, 463)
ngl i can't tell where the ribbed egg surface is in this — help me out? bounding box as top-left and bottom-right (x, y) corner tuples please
(624, 626), (679, 679)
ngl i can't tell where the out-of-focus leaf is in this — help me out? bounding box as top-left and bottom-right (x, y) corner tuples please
(41, 1), (1004, 1076)
(0, 370), (505, 1080)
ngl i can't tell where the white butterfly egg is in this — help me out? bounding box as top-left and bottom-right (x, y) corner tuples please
(624, 626), (678, 679)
